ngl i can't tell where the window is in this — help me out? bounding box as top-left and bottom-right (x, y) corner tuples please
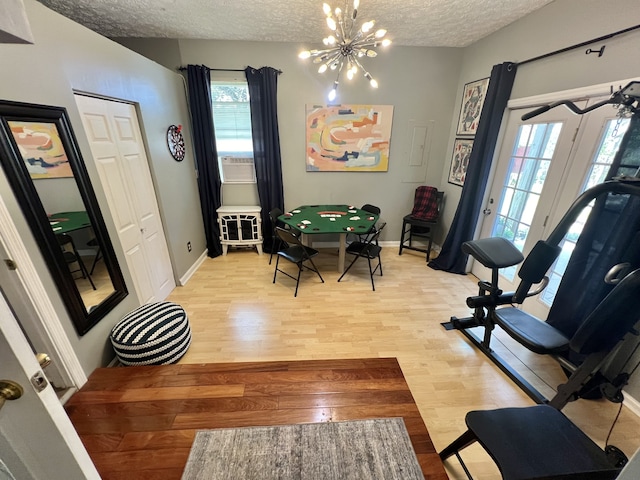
(211, 81), (256, 183)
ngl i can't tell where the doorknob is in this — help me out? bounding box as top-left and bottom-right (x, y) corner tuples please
(36, 353), (52, 369)
(0, 380), (23, 412)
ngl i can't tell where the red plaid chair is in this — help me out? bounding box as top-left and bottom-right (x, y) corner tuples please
(398, 186), (443, 261)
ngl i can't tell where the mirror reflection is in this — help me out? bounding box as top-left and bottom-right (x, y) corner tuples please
(12, 121), (116, 312)
(0, 100), (127, 335)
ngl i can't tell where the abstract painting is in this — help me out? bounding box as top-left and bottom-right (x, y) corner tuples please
(306, 104), (393, 172)
(8, 121), (73, 178)
(449, 138), (474, 186)
(456, 77), (490, 136)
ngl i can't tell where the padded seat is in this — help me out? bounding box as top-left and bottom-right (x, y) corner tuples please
(110, 302), (191, 365)
(494, 307), (570, 354)
(440, 405), (621, 480)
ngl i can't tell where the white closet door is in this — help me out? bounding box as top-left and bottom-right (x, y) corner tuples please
(74, 95), (174, 304)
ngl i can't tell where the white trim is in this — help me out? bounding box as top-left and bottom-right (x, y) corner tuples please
(0, 195), (87, 388)
(179, 249), (208, 286)
(508, 76), (639, 109)
(623, 390), (640, 418)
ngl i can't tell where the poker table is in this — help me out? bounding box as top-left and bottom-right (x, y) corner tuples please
(278, 204), (379, 272)
(49, 211), (91, 234)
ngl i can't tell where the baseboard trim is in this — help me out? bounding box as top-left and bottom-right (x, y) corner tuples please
(623, 390), (640, 418)
(179, 249), (208, 286)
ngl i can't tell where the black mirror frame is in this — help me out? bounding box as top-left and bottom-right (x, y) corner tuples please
(0, 100), (127, 335)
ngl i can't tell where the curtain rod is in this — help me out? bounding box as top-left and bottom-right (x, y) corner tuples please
(517, 23), (640, 66)
(178, 66), (282, 74)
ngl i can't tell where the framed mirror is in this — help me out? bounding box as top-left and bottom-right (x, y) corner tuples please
(0, 100), (127, 335)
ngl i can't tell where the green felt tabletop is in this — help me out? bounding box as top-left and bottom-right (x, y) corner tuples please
(279, 204), (378, 234)
(49, 211), (91, 234)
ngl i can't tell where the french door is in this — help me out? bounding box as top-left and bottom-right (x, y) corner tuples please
(472, 96), (630, 319)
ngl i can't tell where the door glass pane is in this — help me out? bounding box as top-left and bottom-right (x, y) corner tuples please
(491, 122), (563, 280)
(540, 117), (631, 306)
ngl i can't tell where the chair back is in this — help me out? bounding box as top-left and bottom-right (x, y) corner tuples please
(365, 222), (386, 246)
(275, 226), (302, 248)
(361, 204), (381, 215)
(411, 186), (441, 221)
(269, 208), (284, 226)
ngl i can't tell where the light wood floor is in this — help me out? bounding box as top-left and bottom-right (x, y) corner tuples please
(164, 245), (640, 479)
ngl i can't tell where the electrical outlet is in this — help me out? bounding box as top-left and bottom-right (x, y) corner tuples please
(187, 241), (192, 252)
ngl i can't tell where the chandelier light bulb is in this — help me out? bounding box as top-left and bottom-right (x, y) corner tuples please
(361, 20), (375, 33)
(298, 0), (390, 97)
(328, 88), (337, 101)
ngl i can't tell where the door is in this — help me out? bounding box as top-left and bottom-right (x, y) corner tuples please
(473, 96), (630, 319)
(0, 288), (99, 480)
(74, 95), (175, 304)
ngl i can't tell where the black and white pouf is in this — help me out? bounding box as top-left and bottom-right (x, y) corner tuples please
(110, 302), (191, 366)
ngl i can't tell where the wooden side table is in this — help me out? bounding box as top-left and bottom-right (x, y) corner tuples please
(216, 206), (263, 255)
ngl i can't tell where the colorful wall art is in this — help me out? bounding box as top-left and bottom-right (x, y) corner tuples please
(9, 121), (73, 179)
(306, 104), (394, 172)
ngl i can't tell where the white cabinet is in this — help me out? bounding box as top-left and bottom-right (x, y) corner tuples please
(216, 206), (263, 255)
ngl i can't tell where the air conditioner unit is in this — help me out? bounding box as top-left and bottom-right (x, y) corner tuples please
(220, 156), (256, 184)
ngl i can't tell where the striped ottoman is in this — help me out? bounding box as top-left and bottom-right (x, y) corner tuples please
(110, 302), (191, 366)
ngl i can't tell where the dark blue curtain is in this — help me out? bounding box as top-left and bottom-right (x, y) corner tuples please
(429, 62), (518, 274)
(245, 66), (285, 252)
(186, 64), (223, 258)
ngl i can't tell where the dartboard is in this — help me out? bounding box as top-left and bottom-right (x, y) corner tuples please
(167, 125), (185, 162)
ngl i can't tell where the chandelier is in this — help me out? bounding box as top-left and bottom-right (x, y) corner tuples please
(299, 0), (391, 101)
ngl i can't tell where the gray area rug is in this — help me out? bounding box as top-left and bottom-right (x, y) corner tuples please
(181, 418), (425, 479)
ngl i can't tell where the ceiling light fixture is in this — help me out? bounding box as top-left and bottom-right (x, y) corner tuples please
(298, 0), (391, 101)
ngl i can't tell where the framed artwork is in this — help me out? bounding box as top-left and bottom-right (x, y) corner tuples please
(449, 138), (473, 186)
(305, 104), (394, 172)
(456, 77), (490, 136)
(7, 120), (73, 179)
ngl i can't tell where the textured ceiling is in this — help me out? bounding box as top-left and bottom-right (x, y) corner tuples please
(37, 0), (555, 47)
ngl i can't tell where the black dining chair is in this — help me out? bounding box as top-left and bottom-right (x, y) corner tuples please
(338, 222), (386, 291)
(272, 227), (324, 297)
(399, 186), (444, 262)
(358, 203), (381, 243)
(57, 233), (96, 290)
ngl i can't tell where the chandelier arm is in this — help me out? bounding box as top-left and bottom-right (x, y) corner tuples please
(351, 55), (372, 79)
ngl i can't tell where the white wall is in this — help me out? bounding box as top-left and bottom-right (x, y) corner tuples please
(0, 0), (205, 373)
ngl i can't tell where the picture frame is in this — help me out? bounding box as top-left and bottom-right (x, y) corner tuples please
(305, 104), (394, 172)
(456, 77), (490, 136)
(448, 138), (474, 186)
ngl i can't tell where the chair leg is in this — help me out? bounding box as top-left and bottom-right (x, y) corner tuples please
(337, 253), (360, 282)
(77, 256), (96, 290)
(306, 257), (325, 283)
(399, 221), (407, 255)
(426, 235), (433, 262)
(273, 256), (280, 283)
(367, 257), (375, 291)
(269, 236), (278, 265)
(294, 263), (303, 297)
(438, 429), (478, 460)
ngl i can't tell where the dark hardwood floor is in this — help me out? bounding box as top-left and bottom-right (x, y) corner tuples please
(65, 357), (448, 480)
